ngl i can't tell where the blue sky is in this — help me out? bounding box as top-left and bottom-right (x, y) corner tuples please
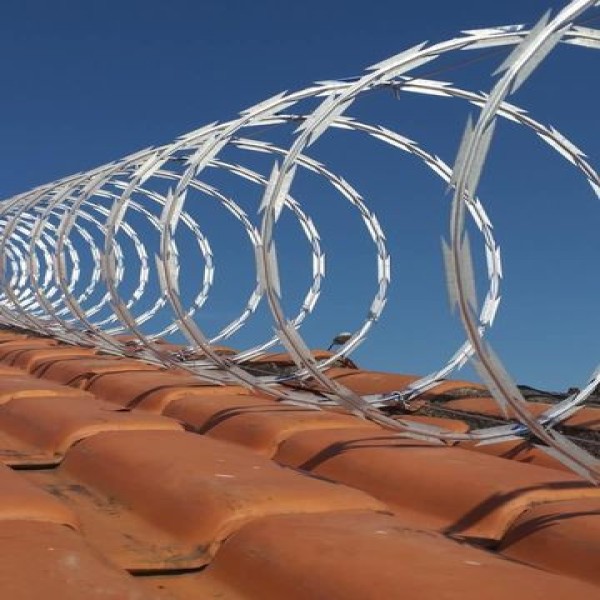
(1, 0), (599, 391)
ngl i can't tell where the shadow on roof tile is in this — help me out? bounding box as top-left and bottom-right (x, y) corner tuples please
(0, 332), (29, 343)
(0, 374), (93, 404)
(35, 356), (160, 387)
(86, 370), (252, 412)
(396, 414), (470, 433)
(459, 439), (570, 472)
(445, 397), (546, 419)
(146, 510), (600, 600)
(0, 395), (182, 467)
(9, 346), (98, 372)
(274, 427), (600, 542)
(164, 393), (379, 456)
(499, 498), (600, 587)
(0, 339), (58, 361)
(24, 430), (384, 571)
(296, 368), (486, 400)
(446, 397), (600, 432)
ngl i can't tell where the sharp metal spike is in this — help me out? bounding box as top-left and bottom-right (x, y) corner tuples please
(465, 119), (496, 196)
(510, 27), (567, 93)
(441, 237), (458, 311)
(258, 162), (280, 214)
(458, 232), (478, 312)
(492, 10), (552, 76)
(367, 42), (429, 71)
(266, 242), (281, 298)
(450, 115), (475, 189)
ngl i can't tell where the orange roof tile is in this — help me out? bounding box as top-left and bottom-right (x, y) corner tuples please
(446, 396), (600, 432)
(499, 498), (600, 587)
(36, 355), (160, 386)
(8, 346), (98, 372)
(311, 367), (420, 394)
(86, 370), (252, 411)
(147, 511), (600, 600)
(163, 393), (379, 455)
(0, 345), (596, 596)
(26, 430), (384, 571)
(0, 338), (58, 360)
(0, 462), (76, 527)
(0, 332), (28, 342)
(396, 414), (471, 433)
(0, 395), (182, 466)
(0, 374), (93, 404)
(0, 521), (162, 600)
(459, 439), (570, 471)
(445, 396), (546, 419)
(0, 364), (33, 376)
(274, 427), (600, 541)
(302, 367), (486, 398)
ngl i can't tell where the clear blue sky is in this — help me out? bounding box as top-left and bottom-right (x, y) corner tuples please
(1, 0), (599, 391)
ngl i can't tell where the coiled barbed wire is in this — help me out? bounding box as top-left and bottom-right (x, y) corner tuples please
(0, 1), (599, 478)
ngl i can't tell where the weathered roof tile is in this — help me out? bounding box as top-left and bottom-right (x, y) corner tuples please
(0, 521), (162, 600)
(0, 395), (182, 467)
(164, 393), (379, 456)
(86, 370), (252, 411)
(499, 498), (600, 586)
(0, 338), (58, 360)
(10, 346), (98, 372)
(274, 427), (600, 541)
(25, 430), (384, 571)
(0, 462), (77, 527)
(147, 511), (600, 600)
(0, 374), (93, 404)
(37, 355), (160, 386)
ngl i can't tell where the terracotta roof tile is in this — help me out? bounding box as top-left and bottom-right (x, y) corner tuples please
(0, 338), (58, 360)
(274, 427), (600, 542)
(562, 408), (600, 430)
(36, 355), (160, 386)
(0, 374), (93, 404)
(302, 367), (486, 398)
(25, 430), (384, 571)
(8, 346), (98, 372)
(500, 498), (600, 586)
(446, 396), (600, 432)
(310, 367), (420, 394)
(0, 344), (597, 593)
(0, 395), (182, 467)
(147, 511), (600, 600)
(86, 370), (252, 411)
(396, 414), (471, 433)
(164, 393), (379, 456)
(0, 462), (76, 527)
(0, 332), (28, 343)
(459, 439), (570, 471)
(0, 521), (161, 600)
(423, 379), (488, 399)
(134, 382), (258, 413)
(0, 365), (31, 376)
(445, 397), (545, 418)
